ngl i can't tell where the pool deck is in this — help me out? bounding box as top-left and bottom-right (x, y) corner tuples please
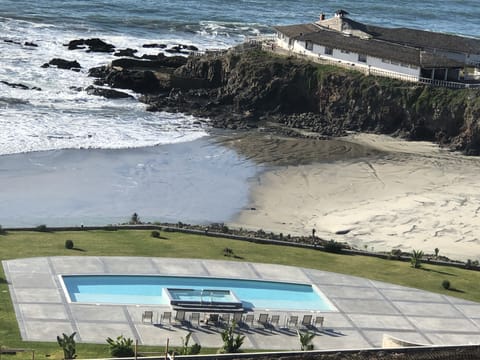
(3, 256), (480, 350)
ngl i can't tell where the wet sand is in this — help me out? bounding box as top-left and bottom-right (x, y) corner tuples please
(228, 133), (480, 261)
(0, 137), (259, 227)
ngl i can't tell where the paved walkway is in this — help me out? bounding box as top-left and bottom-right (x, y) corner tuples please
(3, 257), (480, 350)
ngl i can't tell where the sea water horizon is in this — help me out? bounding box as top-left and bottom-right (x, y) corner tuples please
(1, 1), (479, 227)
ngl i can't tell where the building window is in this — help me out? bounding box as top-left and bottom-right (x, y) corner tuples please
(358, 54), (367, 63)
(340, 49), (350, 54)
(305, 40), (313, 50)
(324, 47), (333, 55)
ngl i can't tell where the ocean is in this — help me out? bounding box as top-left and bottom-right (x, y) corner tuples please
(0, 0), (479, 227)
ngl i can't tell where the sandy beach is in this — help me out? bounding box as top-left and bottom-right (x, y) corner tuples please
(228, 133), (480, 262)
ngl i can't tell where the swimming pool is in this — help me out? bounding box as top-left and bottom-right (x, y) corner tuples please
(60, 275), (336, 311)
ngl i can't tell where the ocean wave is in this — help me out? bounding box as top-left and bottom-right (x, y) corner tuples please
(0, 107), (208, 156)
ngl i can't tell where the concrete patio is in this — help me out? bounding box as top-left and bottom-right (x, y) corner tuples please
(3, 256), (480, 350)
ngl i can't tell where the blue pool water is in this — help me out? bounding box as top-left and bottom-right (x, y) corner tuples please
(61, 275), (336, 311)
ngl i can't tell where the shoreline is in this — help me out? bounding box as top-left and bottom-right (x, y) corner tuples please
(2, 129), (480, 262)
(0, 136), (260, 228)
(228, 133), (480, 262)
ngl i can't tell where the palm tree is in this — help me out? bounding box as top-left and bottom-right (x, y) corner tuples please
(297, 330), (315, 351)
(411, 249), (424, 268)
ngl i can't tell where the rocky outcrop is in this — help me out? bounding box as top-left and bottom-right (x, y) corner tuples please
(88, 55), (188, 94)
(85, 85), (133, 99)
(42, 58), (81, 71)
(65, 38), (115, 53)
(89, 47), (480, 154)
(1, 80), (41, 91)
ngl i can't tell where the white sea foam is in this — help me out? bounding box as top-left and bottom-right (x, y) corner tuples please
(0, 17), (212, 156)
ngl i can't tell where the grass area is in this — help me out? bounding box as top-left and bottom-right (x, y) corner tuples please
(1, 229), (480, 358)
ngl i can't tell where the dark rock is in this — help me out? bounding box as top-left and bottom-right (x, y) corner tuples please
(142, 43), (167, 48)
(66, 39), (87, 50)
(1, 80), (41, 91)
(85, 85), (133, 99)
(4, 39), (21, 45)
(186, 45), (199, 51)
(104, 69), (161, 93)
(114, 48), (138, 57)
(43, 58), (81, 70)
(88, 66), (109, 78)
(24, 41), (38, 47)
(141, 53), (166, 61)
(65, 38), (115, 52)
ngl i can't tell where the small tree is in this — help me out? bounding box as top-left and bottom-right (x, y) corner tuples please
(218, 321), (245, 353)
(297, 329), (315, 351)
(106, 335), (134, 357)
(130, 212), (140, 224)
(410, 249), (424, 268)
(151, 230), (160, 238)
(434, 247), (440, 258)
(57, 332), (77, 359)
(176, 332), (201, 355)
(65, 240), (74, 249)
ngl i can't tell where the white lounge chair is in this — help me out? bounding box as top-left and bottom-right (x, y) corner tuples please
(301, 314), (313, 328)
(269, 314), (281, 330)
(161, 311), (172, 326)
(257, 313), (269, 329)
(314, 316), (324, 331)
(244, 314), (255, 328)
(190, 312), (201, 327)
(142, 310), (154, 324)
(175, 310), (186, 325)
(286, 315), (298, 329)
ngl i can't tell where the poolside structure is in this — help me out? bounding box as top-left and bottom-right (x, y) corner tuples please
(3, 256), (480, 350)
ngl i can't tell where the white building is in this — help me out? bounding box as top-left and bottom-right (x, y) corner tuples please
(274, 10), (480, 84)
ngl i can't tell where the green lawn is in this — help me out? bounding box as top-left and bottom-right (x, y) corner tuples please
(1, 229), (479, 358)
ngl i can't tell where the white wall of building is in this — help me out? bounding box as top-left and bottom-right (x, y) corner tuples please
(288, 39), (420, 78)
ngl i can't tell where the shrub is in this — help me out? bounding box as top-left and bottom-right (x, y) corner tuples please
(57, 332), (77, 359)
(442, 279), (451, 290)
(151, 230), (160, 238)
(106, 335), (134, 358)
(176, 332), (201, 355)
(0, 225), (6, 235)
(65, 240), (74, 250)
(324, 240), (343, 253)
(297, 330), (315, 351)
(410, 249), (424, 268)
(35, 224), (49, 232)
(218, 321), (244, 353)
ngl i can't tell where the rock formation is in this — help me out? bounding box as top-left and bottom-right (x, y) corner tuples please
(88, 46), (480, 154)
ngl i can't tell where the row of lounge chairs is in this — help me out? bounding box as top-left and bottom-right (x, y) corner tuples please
(142, 310), (324, 331)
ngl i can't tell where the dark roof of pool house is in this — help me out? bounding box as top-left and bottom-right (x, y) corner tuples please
(274, 10), (480, 68)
